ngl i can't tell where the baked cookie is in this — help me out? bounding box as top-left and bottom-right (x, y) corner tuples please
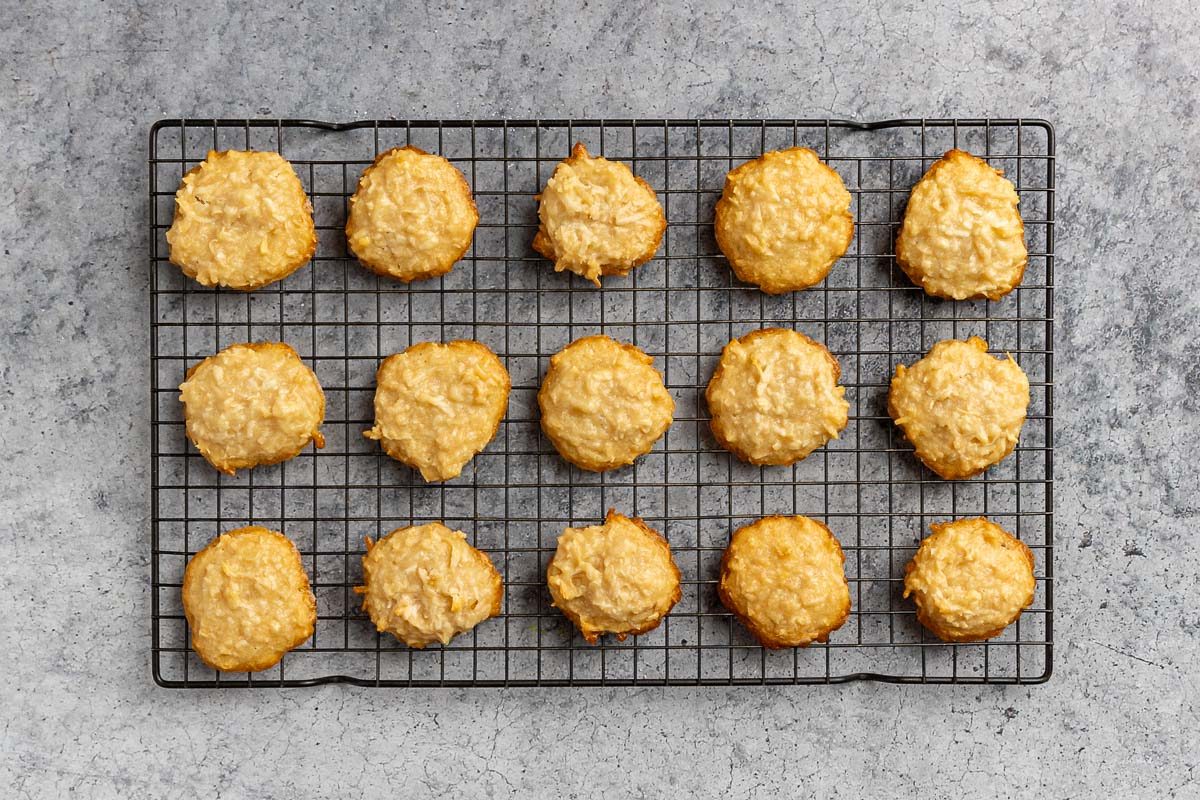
(896, 149), (1027, 300)
(888, 337), (1029, 479)
(182, 526), (317, 672)
(547, 510), (681, 643)
(357, 522), (502, 648)
(538, 335), (674, 472)
(166, 150), (316, 290)
(346, 146), (479, 283)
(180, 342), (325, 476)
(533, 142), (666, 286)
(714, 147), (853, 294)
(364, 340), (510, 482)
(904, 517), (1036, 642)
(718, 515), (851, 649)
(706, 328), (849, 466)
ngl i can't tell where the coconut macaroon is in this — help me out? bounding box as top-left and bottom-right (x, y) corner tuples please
(346, 146), (479, 283)
(718, 515), (851, 649)
(180, 342), (325, 476)
(166, 150), (317, 290)
(706, 328), (849, 466)
(533, 142), (666, 286)
(357, 522), (502, 648)
(896, 149), (1027, 300)
(547, 510), (681, 644)
(714, 147), (854, 294)
(904, 517), (1036, 642)
(182, 526), (317, 672)
(538, 335), (674, 472)
(364, 340), (510, 482)
(888, 337), (1029, 480)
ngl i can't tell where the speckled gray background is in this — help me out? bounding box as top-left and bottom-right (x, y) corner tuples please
(2, 1), (1197, 797)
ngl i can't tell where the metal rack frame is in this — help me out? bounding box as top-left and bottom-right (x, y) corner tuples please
(149, 118), (1054, 687)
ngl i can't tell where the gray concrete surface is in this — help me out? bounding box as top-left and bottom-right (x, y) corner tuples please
(1, 1), (1197, 797)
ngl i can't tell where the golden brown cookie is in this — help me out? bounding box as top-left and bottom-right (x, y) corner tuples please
(346, 146), (479, 283)
(888, 336), (1029, 479)
(705, 328), (849, 466)
(903, 517), (1036, 642)
(364, 340), (510, 482)
(533, 142), (666, 286)
(547, 510), (681, 644)
(538, 335), (674, 472)
(714, 147), (853, 294)
(357, 522), (502, 648)
(718, 515), (851, 649)
(182, 526), (317, 672)
(180, 342), (325, 476)
(896, 149), (1027, 300)
(166, 150), (316, 290)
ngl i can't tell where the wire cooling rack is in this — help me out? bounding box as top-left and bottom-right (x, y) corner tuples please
(149, 118), (1054, 687)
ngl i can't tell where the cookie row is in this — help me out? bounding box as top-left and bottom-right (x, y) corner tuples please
(179, 332), (1030, 483)
(183, 513), (1036, 673)
(165, 144), (1027, 300)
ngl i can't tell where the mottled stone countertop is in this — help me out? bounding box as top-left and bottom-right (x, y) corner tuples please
(1, 1), (1196, 797)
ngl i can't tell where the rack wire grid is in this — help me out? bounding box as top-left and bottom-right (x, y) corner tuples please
(149, 118), (1054, 687)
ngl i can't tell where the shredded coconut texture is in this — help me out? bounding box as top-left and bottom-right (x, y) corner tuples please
(896, 149), (1027, 300)
(346, 146), (478, 283)
(364, 340), (510, 482)
(538, 335), (674, 472)
(904, 517), (1035, 642)
(706, 328), (849, 465)
(888, 337), (1029, 480)
(167, 150), (316, 290)
(714, 147), (853, 294)
(180, 342), (325, 476)
(533, 142), (666, 285)
(358, 523), (502, 648)
(719, 516), (851, 649)
(182, 526), (316, 672)
(547, 510), (681, 644)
